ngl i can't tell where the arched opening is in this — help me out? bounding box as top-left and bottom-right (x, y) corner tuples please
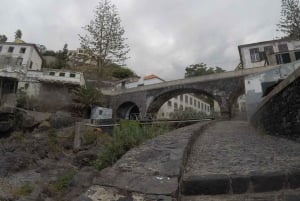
(147, 88), (220, 120)
(116, 102), (140, 119)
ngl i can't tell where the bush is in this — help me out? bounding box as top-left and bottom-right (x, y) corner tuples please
(51, 170), (76, 192)
(81, 128), (99, 145)
(11, 183), (33, 197)
(93, 120), (168, 170)
(169, 110), (208, 120)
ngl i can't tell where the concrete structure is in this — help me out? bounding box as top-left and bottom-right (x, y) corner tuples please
(251, 66), (300, 141)
(115, 74), (212, 119)
(0, 41), (85, 110)
(104, 66), (281, 120)
(238, 39), (300, 118)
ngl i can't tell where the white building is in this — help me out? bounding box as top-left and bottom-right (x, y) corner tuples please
(238, 39), (300, 118)
(238, 38), (300, 69)
(119, 74), (211, 119)
(156, 94), (211, 119)
(0, 41), (85, 110)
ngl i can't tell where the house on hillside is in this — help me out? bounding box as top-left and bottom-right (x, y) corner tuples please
(238, 38), (300, 69)
(238, 39), (300, 118)
(0, 41), (85, 111)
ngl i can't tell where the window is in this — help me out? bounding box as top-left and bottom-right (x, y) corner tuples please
(70, 73), (76, 78)
(59, 72), (65, 77)
(295, 51), (300, 60)
(49, 72), (55, 76)
(180, 95), (183, 102)
(167, 101), (172, 107)
(8, 46), (14, 53)
(174, 103), (178, 110)
(194, 100), (196, 107)
(249, 48), (260, 62)
(278, 44), (288, 52)
(19, 47), (26, 53)
(201, 103), (204, 110)
(264, 46), (274, 55)
(0, 46), (2, 52)
(190, 97), (192, 105)
(99, 110), (103, 115)
(25, 83), (29, 89)
(276, 53), (291, 64)
(185, 95), (188, 103)
(16, 57), (23, 65)
(5, 57), (11, 65)
(29, 61), (33, 69)
(198, 102), (200, 108)
(179, 105), (183, 111)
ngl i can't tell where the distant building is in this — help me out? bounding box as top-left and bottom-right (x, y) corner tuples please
(238, 39), (300, 118)
(238, 38), (300, 69)
(117, 74), (212, 119)
(0, 41), (85, 111)
(67, 48), (96, 66)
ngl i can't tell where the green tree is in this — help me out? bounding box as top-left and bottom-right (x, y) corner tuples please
(184, 63), (225, 78)
(56, 43), (69, 68)
(277, 0), (300, 39)
(112, 66), (135, 79)
(72, 85), (103, 116)
(15, 29), (22, 40)
(79, 0), (130, 76)
(0, 35), (7, 42)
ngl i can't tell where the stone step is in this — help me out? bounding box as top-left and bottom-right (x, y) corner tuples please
(181, 169), (300, 195)
(181, 188), (300, 201)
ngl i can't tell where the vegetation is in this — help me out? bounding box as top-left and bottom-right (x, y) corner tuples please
(81, 128), (99, 145)
(278, 0), (300, 39)
(11, 183), (33, 197)
(112, 66), (135, 79)
(73, 85), (103, 115)
(79, 0), (130, 76)
(93, 120), (169, 170)
(16, 90), (38, 110)
(185, 63), (225, 78)
(51, 170), (76, 192)
(0, 34), (7, 42)
(169, 109), (209, 120)
(44, 44), (69, 69)
(15, 29), (22, 40)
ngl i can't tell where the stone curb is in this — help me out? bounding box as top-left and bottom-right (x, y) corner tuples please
(86, 121), (214, 200)
(181, 168), (300, 196)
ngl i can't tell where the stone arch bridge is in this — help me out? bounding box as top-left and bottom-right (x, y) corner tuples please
(102, 66), (277, 119)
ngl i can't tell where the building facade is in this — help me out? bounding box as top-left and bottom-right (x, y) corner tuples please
(0, 41), (85, 110)
(238, 39), (300, 118)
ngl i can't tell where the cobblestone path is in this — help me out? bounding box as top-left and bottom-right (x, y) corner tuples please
(184, 121), (300, 176)
(182, 120), (300, 200)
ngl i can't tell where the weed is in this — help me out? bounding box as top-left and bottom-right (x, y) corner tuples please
(81, 128), (99, 145)
(93, 120), (169, 170)
(51, 170), (76, 192)
(11, 183), (33, 197)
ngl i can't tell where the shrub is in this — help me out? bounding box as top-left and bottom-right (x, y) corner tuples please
(11, 183), (33, 197)
(93, 120), (168, 170)
(51, 170), (76, 192)
(81, 128), (99, 145)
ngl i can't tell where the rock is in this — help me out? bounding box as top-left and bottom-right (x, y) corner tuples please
(50, 111), (74, 129)
(73, 151), (98, 168)
(72, 167), (99, 188)
(38, 120), (51, 131)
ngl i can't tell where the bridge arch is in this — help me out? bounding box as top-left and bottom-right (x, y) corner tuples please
(146, 88), (216, 115)
(116, 101), (140, 119)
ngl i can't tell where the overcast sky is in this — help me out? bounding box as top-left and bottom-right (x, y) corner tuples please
(1, 0), (283, 80)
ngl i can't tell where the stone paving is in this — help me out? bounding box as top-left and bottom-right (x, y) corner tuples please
(182, 188), (300, 201)
(182, 121), (300, 195)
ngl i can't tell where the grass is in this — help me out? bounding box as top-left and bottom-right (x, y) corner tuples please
(51, 170), (76, 192)
(93, 120), (169, 170)
(11, 183), (33, 197)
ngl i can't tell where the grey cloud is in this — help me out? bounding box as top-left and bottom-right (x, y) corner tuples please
(0, 0), (282, 79)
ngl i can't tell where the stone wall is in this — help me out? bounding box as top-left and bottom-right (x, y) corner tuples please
(251, 68), (300, 141)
